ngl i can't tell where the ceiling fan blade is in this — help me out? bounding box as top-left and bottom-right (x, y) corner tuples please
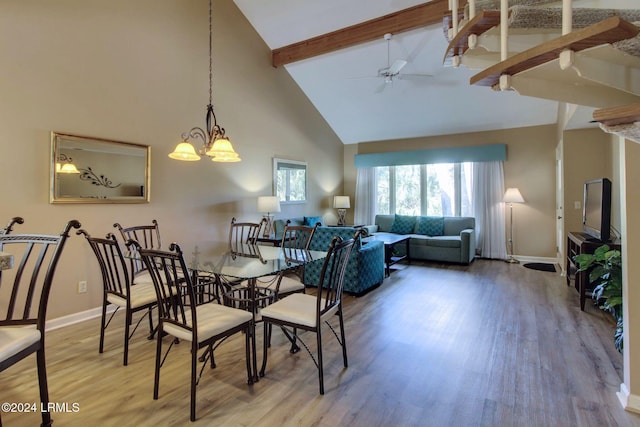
(388, 59), (407, 75)
(397, 73), (433, 80)
(374, 81), (388, 94)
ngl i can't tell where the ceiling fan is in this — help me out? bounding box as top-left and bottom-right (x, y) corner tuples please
(351, 33), (433, 92)
(378, 33), (409, 83)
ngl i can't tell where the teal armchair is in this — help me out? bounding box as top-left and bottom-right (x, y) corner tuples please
(303, 226), (385, 296)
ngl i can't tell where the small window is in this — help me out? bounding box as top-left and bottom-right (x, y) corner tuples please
(273, 158), (307, 204)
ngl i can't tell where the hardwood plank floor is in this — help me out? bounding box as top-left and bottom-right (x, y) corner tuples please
(1, 259), (639, 426)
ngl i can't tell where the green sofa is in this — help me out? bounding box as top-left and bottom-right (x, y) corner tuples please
(367, 214), (476, 265)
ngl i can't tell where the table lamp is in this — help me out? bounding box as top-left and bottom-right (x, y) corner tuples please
(333, 196), (351, 226)
(257, 196), (281, 237)
(503, 188), (525, 264)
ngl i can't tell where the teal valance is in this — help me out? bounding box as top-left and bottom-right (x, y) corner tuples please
(354, 144), (506, 168)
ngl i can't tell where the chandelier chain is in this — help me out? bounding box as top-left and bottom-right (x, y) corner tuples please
(208, 0), (213, 106)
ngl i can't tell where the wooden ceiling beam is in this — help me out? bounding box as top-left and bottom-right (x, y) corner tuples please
(272, 0), (460, 67)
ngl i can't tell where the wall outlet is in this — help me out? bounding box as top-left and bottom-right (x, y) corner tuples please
(574, 201), (581, 210)
(78, 280), (88, 294)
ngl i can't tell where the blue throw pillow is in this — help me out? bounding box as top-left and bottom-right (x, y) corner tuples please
(390, 215), (416, 235)
(304, 216), (322, 227)
(416, 216), (444, 236)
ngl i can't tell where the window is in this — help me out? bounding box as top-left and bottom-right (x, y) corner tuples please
(273, 158), (307, 204)
(375, 163), (473, 216)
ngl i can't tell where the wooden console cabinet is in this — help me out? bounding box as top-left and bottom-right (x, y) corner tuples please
(566, 231), (621, 311)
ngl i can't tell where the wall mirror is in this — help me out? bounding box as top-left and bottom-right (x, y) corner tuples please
(273, 158), (306, 204)
(50, 132), (150, 204)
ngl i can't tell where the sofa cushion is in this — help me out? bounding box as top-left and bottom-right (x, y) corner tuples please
(390, 215), (416, 235)
(425, 236), (462, 248)
(303, 216), (322, 227)
(416, 216), (444, 236)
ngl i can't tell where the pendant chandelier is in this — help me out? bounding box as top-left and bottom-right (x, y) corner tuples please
(169, 0), (240, 163)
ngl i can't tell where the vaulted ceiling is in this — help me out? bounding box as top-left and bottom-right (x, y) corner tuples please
(233, 0), (598, 145)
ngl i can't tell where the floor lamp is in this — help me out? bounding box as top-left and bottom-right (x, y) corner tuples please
(503, 188), (525, 264)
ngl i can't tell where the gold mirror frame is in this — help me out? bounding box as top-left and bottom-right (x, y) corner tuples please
(50, 132), (151, 204)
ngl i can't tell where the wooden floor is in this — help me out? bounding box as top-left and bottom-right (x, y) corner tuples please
(2, 259), (640, 426)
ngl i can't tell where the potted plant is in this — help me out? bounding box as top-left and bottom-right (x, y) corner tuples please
(574, 244), (623, 352)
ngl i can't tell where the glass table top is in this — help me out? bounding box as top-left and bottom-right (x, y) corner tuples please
(180, 241), (327, 281)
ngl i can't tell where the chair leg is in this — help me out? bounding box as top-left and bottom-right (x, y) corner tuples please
(190, 341), (198, 422)
(36, 348), (52, 427)
(99, 302), (107, 354)
(259, 321), (269, 378)
(338, 309), (348, 368)
(124, 309), (132, 366)
(247, 325), (254, 383)
(316, 327), (324, 395)
(153, 326), (163, 400)
(147, 306), (155, 337)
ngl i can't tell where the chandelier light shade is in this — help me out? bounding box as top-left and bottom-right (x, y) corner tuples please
(169, 0), (240, 163)
(503, 188), (525, 263)
(257, 196), (281, 237)
(333, 196), (351, 226)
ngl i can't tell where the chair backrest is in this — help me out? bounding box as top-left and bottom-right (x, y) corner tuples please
(138, 244), (197, 338)
(113, 219), (162, 250)
(229, 217), (266, 247)
(0, 217), (24, 236)
(0, 220), (81, 330)
(281, 222), (318, 252)
(113, 220), (161, 279)
(315, 233), (357, 318)
(77, 230), (131, 302)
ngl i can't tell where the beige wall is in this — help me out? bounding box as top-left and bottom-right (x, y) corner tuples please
(344, 124), (558, 258)
(562, 128), (616, 236)
(0, 0), (343, 319)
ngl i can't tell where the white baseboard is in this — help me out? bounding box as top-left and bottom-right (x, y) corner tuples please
(618, 383), (640, 414)
(513, 255), (559, 265)
(46, 305), (116, 332)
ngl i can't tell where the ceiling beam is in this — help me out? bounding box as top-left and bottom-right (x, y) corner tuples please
(272, 0), (458, 68)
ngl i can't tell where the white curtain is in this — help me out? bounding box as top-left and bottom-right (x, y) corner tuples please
(354, 167), (377, 226)
(472, 161), (507, 259)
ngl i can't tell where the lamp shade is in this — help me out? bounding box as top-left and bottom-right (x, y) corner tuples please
(169, 141), (201, 161)
(257, 196), (281, 213)
(503, 188), (525, 203)
(333, 196), (351, 209)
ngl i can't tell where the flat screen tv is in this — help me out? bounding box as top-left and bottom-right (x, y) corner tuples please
(583, 178), (612, 242)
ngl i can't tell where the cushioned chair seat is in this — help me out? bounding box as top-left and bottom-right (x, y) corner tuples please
(274, 275), (305, 294)
(133, 270), (152, 284)
(0, 327), (40, 362)
(260, 293), (336, 328)
(163, 303), (252, 342)
(106, 282), (159, 309)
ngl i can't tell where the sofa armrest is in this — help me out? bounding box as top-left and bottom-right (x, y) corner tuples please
(358, 239), (385, 285)
(362, 225), (378, 235)
(460, 228), (476, 264)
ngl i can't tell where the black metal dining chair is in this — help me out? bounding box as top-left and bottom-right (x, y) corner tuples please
(139, 243), (253, 422)
(0, 219), (81, 427)
(113, 219), (162, 284)
(78, 230), (158, 366)
(259, 234), (356, 394)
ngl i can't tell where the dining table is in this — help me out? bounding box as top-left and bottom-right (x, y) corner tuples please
(184, 241), (327, 383)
